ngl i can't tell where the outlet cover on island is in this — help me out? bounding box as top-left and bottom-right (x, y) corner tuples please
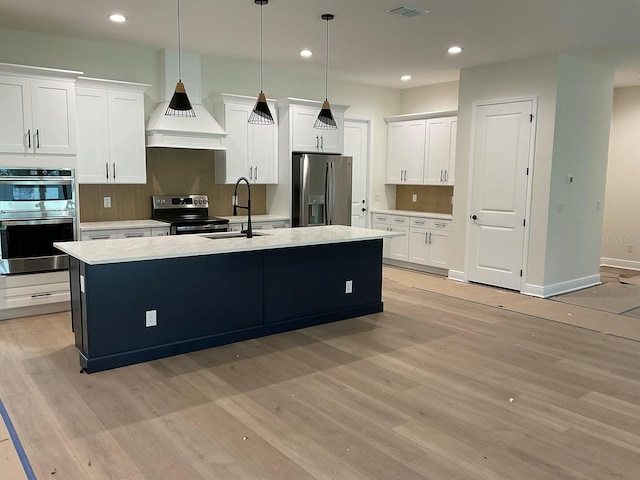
(103, 196), (112, 208)
(145, 310), (157, 327)
(345, 280), (353, 294)
(412, 194), (417, 203)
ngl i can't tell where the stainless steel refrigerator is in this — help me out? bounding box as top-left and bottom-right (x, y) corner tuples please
(292, 153), (352, 227)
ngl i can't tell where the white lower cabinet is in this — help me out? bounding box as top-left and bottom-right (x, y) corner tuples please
(81, 226), (169, 240)
(373, 213), (451, 270)
(229, 220), (290, 232)
(0, 271), (70, 312)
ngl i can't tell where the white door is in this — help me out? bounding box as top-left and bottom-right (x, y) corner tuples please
(468, 100), (533, 290)
(344, 119), (369, 227)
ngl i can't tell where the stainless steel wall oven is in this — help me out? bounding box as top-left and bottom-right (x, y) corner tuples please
(0, 168), (76, 274)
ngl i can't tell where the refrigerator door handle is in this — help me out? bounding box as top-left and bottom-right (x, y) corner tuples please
(324, 161), (330, 225)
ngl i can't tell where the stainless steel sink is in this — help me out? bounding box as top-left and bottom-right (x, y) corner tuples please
(199, 231), (266, 240)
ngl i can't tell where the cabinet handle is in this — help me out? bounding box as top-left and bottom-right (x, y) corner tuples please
(445, 170), (448, 182)
(31, 293), (52, 298)
(113, 162), (116, 180)
(90, 235), (111, 240)
(254, 165), (258, 180)
(316, 135), (320, 150)
(425, 232), (428, 244)
(105, 162), (109, 180)
(124, 233), (145, 238)
(249, 166), (253, 180)
(440, 170), (444, 182)
(429, 232), (432, 244)
(320, 136), (324, 150)
(36, 129), (40, 149)
(27, 129), (31, 149)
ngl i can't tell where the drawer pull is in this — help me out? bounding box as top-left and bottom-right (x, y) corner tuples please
(31, 293), (52, 298)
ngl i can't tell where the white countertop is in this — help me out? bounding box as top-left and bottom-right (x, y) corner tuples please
(55, 225), (403, 265)
(79, 220), (169, 230)
(217, 214), (289, 224)
(371, 209), (453, 220)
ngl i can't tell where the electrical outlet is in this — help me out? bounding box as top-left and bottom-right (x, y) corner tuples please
(345, 280), (353, 294)
(103, 196), (111, 208)
(145, 310), (157, 327)
(412, 194), (417, 203)
(628, 245), (633, 254)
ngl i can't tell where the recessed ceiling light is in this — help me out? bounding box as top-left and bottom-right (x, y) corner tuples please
(109, 13), (127, 23)
(448, 46), (463, 55)
(400, 75), (412, 82)
(300, 49), (313, 58)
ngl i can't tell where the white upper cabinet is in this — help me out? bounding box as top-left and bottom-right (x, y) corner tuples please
(212, 94), (278, 184)
(76, 78), (149, 184)
(290, 104), (343, 154)
(0, 63), (81, 157)
(385, 119), (426, 184)
(385, 112), (457, 185)
(276, 98), (349, 155)
(425, 116), (457, 185)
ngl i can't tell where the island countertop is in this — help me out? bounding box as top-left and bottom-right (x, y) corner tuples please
(55, 225), (403, 265)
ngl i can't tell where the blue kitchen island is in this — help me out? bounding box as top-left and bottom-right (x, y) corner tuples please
(55, 225), (402, 373)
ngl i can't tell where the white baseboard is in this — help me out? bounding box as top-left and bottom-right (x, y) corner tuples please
(600, 257), (640, 271)
(447, 270), (466, 283)
(522, 274), (601, 298)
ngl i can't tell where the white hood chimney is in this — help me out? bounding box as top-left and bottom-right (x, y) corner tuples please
(146, 50), (227, 150)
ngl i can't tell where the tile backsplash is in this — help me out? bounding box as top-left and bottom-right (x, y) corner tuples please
(78, 148), (267, 222)
(395, 185), (453, 214)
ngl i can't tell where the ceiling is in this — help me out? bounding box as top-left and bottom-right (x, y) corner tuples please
(1, 0), (640, 89)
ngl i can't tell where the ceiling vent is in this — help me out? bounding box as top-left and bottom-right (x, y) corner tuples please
(386, 5), (429, 17)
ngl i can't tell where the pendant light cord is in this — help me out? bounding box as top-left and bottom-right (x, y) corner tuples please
(177, 0), (183, 82)
(324, 16), (329, 100)
(260, 2), (264, 92)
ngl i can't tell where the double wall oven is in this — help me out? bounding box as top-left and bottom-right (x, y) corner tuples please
(0, 168), (76, 275)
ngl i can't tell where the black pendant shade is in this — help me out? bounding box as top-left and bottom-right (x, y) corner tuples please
(166, 0), (196, 118)
(314, 99), (337, 129)
(249, 0), (274, 125)
(249, 91), (274, 125)
(315, 14), (337, 130)
(166, 81), (196, 117)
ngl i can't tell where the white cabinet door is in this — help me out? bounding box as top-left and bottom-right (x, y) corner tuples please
(291, 105), (343, 154)
(448, 119), (457, 185)
(0, 75), (31, 153)
(151, 227), (170, 236)
(107, 90), (146, 183)
(428, 230), (450, 268)
(425, 117), (452, 184)
(0, 75), (75, 155)
(386, 120), (425, 184)
(388, 225), (410, 261)
(76, 87), (109, 182)
(30, 79), (76, 155)
(250, 109), (278, 183)
(76, 79), (148, 184)
(409, 227), (429, 265)
(214, 96), (278, 184)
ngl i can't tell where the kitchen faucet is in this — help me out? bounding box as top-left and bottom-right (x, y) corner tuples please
(232, 177), (253, 238)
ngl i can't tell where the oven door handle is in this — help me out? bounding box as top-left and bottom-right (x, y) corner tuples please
(0, 217), (75, 227)
(173, 223), (228, 234)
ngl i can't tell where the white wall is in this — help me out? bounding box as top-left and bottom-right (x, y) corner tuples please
(399, 81), (459, 114)
(452, 54), (560, 286)
(0, 27), (400, 211)
(544, 55), (614, 286)
(601, 86), (640, 269)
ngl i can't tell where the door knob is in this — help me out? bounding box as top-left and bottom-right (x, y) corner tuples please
(361, 207), (367, 212)
(471, 214), (478, 220)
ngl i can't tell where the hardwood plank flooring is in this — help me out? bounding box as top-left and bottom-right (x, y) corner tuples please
(0, 266), (639, 479)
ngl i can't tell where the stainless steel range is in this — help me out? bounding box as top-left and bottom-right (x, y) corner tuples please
(0, 168), (76, 275)
(152, 195), (229, 235)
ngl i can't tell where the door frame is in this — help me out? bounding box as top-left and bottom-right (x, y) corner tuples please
(345, 115), (373, 228)
(463, 96), (538, 292)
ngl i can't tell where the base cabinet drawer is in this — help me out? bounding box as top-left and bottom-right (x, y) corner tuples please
(0, 272), (70, 310)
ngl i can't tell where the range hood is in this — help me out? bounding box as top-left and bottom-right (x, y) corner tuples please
(146, 50), (227, 150)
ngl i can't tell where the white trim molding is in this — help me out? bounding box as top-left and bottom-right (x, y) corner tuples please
(447, 270), (466, 283)
(600, 257), (640, 271)
(522, 274), (601, 298)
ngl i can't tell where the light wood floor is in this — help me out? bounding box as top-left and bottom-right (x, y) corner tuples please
(1, 266), (639, 479)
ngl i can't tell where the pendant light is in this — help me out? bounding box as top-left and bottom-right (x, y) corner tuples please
(248, 0), (275, 125)
(314, 13), (337, 130)
(166, 0), (196, 117)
